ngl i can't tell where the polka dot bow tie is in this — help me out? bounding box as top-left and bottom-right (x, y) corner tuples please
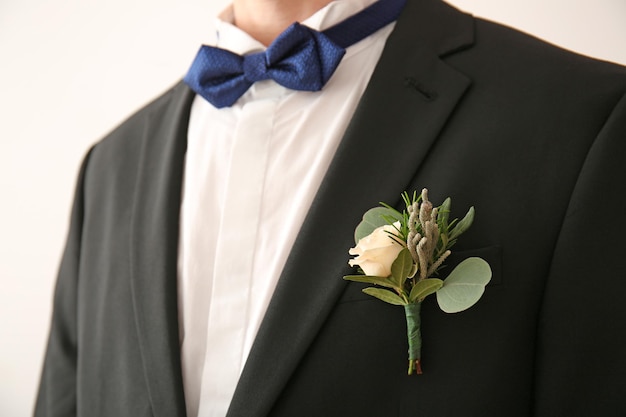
(184, 0), (406, 108)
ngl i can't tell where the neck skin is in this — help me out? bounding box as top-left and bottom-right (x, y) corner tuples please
(232, 0), (335, 45)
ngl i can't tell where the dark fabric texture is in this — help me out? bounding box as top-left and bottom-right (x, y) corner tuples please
(35, 0), (626, 416)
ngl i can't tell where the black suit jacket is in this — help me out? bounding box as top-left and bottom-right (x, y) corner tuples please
(36, 0), (626, 416)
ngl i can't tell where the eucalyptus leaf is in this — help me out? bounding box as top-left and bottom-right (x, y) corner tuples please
(448, 206), (475, 240)
(343, 275), (398, 290)
(409, 278), (444, 302)
(390, 248), (413, 287)
(363, 287), (407, 305)
(436, 257), (491, 313)
(354, 207), (403, 243)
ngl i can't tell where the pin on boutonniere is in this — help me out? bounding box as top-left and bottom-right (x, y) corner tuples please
(344, 189), (491, 375)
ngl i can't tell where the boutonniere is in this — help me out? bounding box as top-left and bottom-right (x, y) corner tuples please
(344, 189), (492, 375)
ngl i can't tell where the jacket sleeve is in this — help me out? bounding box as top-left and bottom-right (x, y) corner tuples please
(534, 92), (626, 416)
(34, 148), (94, 417)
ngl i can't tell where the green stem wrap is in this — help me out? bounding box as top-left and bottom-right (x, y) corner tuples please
(404, 302), (423, 375)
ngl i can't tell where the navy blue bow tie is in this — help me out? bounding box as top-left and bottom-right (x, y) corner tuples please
(184, 0), (406, 108)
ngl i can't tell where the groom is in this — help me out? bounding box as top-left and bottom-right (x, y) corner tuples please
(35, 0), (626, 416)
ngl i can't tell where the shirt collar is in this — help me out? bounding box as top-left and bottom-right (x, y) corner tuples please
(214, 0), (380, 55)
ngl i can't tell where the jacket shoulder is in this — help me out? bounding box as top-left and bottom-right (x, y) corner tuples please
(79, 81), (193, 203)
(470, 16), (626, 85)
(92, 81), (191, 156)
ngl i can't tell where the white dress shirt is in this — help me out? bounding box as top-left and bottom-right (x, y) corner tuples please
(177, 1), (394, 416)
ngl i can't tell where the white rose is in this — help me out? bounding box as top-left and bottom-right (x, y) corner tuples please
(348, 222), (404, 277)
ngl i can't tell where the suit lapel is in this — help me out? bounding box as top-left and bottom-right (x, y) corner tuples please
(129, 82), (194, 417)
(226, 0), (474, 416)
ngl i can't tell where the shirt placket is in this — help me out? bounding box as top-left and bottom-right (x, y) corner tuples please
(198, 83), (279, 417)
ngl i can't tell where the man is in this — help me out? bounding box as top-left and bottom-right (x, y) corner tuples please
(35, 0), (626, 416)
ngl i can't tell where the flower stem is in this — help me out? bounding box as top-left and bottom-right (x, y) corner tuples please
(408, 359), (423, 375)
(404, 303), (423, 375)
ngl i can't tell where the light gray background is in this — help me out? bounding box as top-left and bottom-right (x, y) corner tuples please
(1, 0), (625, 415)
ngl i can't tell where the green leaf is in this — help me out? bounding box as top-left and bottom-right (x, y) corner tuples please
(354, 207), (403, 243)
(437, 197), (452, 230)
(409, 278), (444, 302)
(343, 275), (398, 290)
(448, 206), (475, 240)
(436, 257), (492, 313)
(363, 287), (407, 305)
(390, 248), (413, 287)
